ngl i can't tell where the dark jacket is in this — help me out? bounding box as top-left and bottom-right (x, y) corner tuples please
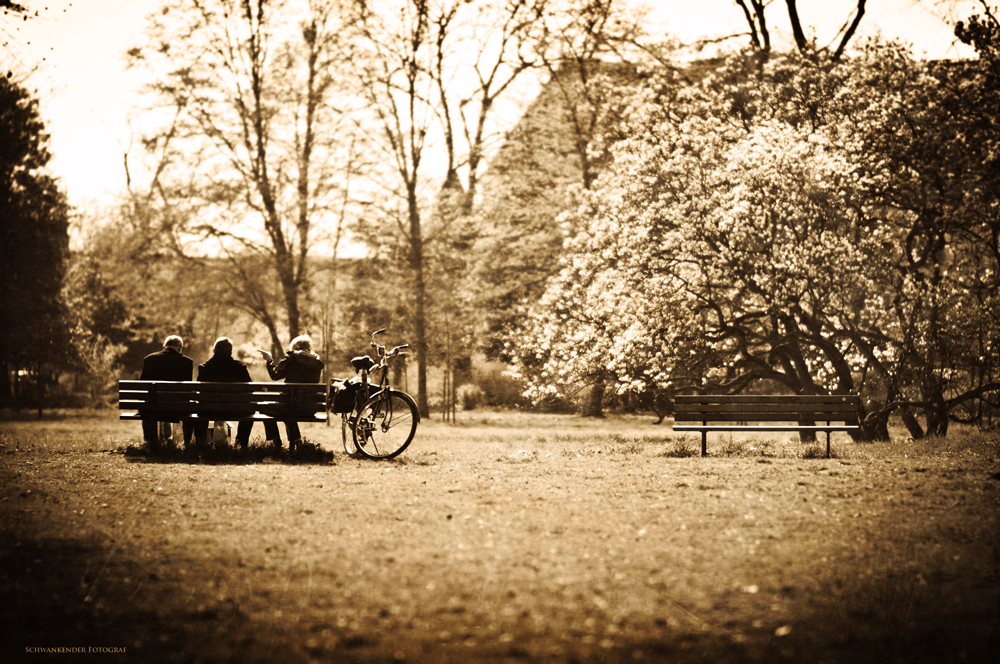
(140, 347), (193, 381)
(267, 351), (324, 383)
(197, 355), (253, 383)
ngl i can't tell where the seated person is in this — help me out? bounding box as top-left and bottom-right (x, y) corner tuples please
(258, 334), (324, 450)
(139, 335), (194, 449)
(195, 337), (255, 448)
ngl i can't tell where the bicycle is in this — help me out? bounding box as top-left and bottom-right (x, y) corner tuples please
(330, 329), (420, 459)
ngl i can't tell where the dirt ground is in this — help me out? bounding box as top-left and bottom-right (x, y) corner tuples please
(1, 411), (998, 663)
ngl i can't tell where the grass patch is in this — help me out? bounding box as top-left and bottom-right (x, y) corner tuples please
(0, 409), (997, 663)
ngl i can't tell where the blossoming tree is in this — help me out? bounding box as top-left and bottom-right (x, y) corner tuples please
(511, 38), (1000, 439)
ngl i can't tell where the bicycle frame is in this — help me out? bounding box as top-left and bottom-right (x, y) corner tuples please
(356, 330), (407, 399)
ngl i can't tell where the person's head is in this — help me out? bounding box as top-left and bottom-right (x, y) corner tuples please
(164, 335), (184, 351)
(289, 335), (312, 353)
(212, 337), (234, 357)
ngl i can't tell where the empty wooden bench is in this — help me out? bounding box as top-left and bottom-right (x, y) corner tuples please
(673, 394), (862, 458)
(119, 380), (330, 430)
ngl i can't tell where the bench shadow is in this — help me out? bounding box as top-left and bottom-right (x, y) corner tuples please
(122, 440), (337, 465)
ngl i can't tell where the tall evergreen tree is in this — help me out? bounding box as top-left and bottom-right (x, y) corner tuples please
(0, 76), (71, 405)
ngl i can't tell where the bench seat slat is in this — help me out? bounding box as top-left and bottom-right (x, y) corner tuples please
(675, 406), (858, 414)
(673, 425), (859, 432)
(120, 412), (327, 422)
(288, 388), (327, 397)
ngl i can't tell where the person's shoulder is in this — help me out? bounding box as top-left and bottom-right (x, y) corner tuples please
(293, 350), (323, 362)
(225, 356), (249, 369)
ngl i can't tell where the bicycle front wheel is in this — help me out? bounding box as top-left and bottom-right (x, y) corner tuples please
(353, 390), (418, 459)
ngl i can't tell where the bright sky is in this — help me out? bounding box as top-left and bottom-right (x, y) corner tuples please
(1, 0), (983, 210)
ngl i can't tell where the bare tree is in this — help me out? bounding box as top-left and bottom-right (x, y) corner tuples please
(734, 0), (867, 61)
(129, 0), (358, 353)
(341, 0), (548, 416)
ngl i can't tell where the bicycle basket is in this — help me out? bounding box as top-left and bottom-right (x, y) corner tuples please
(331, 376), (363, 413)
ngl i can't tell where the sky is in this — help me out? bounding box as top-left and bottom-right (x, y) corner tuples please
(1, 0), (984, 210)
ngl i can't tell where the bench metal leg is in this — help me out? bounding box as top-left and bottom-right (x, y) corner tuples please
(701, 427), (707, 457)
(826, 428), (831, 458)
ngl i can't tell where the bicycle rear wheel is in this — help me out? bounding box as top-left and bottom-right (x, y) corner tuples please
(341, 414), (364, 458)
(353, 390), (418, 459)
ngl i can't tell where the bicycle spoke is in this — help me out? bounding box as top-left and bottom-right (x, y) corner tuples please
(354, 391), (418, 459)
(342, 415), (362, 457)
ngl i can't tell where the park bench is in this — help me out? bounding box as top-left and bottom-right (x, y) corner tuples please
(118, 380), (330, 441)
(673, 394), (862, 458)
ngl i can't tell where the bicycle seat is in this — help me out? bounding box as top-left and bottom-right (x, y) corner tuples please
(351, 355), (376, 372)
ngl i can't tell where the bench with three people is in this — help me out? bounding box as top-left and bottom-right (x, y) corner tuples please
(120, 334), (327, 451)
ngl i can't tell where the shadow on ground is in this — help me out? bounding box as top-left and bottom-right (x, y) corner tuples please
(2, 515), (997, 664)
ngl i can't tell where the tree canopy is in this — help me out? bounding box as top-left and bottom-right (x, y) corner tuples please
(508, 35), (1000, 437)
(54, 0), (998, 431)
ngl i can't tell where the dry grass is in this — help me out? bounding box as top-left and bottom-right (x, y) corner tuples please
(1, 408), (998, 663)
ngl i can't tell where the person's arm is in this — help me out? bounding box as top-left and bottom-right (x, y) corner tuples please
(259, 349), (282, 380)
(266, 357), (286, 381)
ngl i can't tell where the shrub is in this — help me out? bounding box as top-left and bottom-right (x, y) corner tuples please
(458, 384), (483, 410)
(662, 439), (698, 458)
(472, 363), (527, 408)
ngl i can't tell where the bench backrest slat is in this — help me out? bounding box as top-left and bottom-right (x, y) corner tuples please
(675, 395), (860, 424)
(681, 403), (856, 414)
(153, 391), (201, 401)
(192, 403), (258, 413)
(146, 382), (202, 392)
(118, 380), (327, 418)
(676, 395), (857, 404)
(197, 392), (289, 404)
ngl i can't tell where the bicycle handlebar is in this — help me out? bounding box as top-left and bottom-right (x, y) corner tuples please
(366, 331), (408, 365)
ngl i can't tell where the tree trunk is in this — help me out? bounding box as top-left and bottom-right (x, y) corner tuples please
(583, 379), (605, 418)
(900, 407), (925, 440)
(409, 187), (430, 418)
(0, 361), (10, 405)
(925, 398), (949, 437)
(862, 411), (891, 442)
